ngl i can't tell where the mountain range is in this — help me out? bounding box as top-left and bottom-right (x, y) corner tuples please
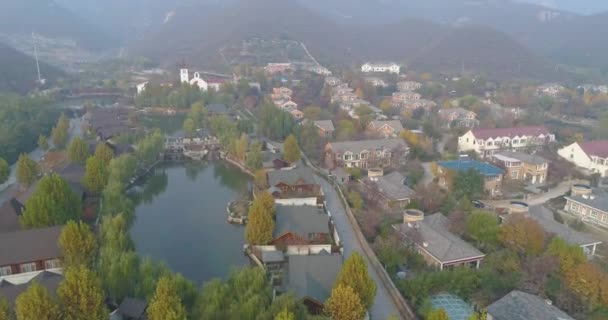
(1, 0), (608, 83)
(0, 43), (64, 93)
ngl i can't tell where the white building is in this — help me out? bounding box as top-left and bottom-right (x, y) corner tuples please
(537, 83), (565, 97)
(558, 141), (608, 177)
(136, 81), (148, 95)
(361, 63), (400, 74)
(180, 69), (208, 91)
(458, 126), (555, 158)
(397, 81), (422, 92)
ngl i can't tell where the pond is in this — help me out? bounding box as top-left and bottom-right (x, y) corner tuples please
(129, 161), (252, 284)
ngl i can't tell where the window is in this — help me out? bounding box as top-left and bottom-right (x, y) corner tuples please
(0, 266), (11, 276)
(20, 262), (36, 273)
(570, 202), (579, 212)
(513, 139), (519, 144)
(44, 259), (61, 269)
(511, 171), (518, 179)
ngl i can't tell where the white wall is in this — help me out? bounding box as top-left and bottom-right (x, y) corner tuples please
(275, 198), (318, 206)
(558, 142), (608, 177)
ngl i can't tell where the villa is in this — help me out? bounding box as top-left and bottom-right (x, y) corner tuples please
(458, 126), (555, 158)
(436, 159), (504, 197)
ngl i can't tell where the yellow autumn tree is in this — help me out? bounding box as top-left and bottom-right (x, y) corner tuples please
(325, 285), (366, 320)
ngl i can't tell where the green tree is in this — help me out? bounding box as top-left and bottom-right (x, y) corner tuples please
(183, 118), (196, 138)
(324, 284), (366, 320)
(135, 129), (164, 166)
(15, 282), (61, 320)
(245, 197), (275, 245)
(334, 252), (377, 309)
(246, 141), (263, 170)
(147, 277), (187, 320)
(58, 266), (107, 320)
(500, 215), (545, 256)
(453, 169), (485, 200)
(0, 296), (9, 320)
(101, 180), (134, 217)
(468, 310), (488, 320)
(67, 137), (89, 164)
(38, 134), (49, 151)
(107, 154), (137, 185)
(235, 134), (249, 161)
(51, 113), (69, 149)
(347, 191), (364, 211)
(427, 308), (449, 320)
(16, 154), (39, 187)
(94, 143), (114, 164)
(59, 221), (97, 268)
(98, 245), (139, 301)
(21, 173), (81, 228)
(546, 236), (586, 275)
(0, 157), (9, 185)
(466, 210), (500, 250)
(275, 309), (295, 320)
(283, 134), (301, 164)
(84, 156), (108, 194)
(254, 169), (268, 189)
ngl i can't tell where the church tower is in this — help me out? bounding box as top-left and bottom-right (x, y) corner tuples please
(180, 69), (189, 83)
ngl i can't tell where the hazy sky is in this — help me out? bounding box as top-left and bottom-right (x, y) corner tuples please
(518, 0), (608, 14)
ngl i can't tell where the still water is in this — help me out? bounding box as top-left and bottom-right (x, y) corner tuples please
(129, 161), (252, 284)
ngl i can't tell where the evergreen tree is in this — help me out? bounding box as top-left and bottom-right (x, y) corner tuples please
(59, 221), (97, 268)
(283, 134), (301, 164)
(245, 197), (275, 245)
(20, 173), (81, 228)
(15, 282), (61, 320)
(466, 210), (500, 250)
(147, 277), (187, 320)
(324, 284), (366, 320)
(58, 266), (107, 320)
(0, 157), (9, 185)
(246, 141), (263, 170)
(67, 137), (89, 164)
(275, 309), (295, 320)
(16, 154), (39, 187)
(334, 252), (377, 309)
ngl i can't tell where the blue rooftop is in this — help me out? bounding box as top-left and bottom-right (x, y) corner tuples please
(438, 159), (504, 177)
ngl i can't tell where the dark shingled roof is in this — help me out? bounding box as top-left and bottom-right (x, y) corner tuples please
(116, 297), (148, 319)
(274, 205), (329, 238)
(368, 171), (414, 201)
(284, 254), (342, 303)
(487, 290), (574, 320)
(0, 226), (63, 267)
(565, 188), (608, 213)
(0, 198), (23, 233)
(268, 165), (317, 187)
(528, 206), (601, 247)
(0, 271), (63, 305)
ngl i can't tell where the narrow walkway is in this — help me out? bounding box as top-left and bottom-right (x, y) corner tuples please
(318, 177), (401, 319)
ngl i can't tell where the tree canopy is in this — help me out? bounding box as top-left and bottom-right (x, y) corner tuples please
(500, 215), (545, 256)
(0, 157), (9, 185)
(67, 137), (89, 164)
(426, 308), (449, 320)
(51, 113), (70, 149)
(84, 155), (109, 194)
(283, 134), (301, 164)
(16, 153), (39, 187)
(334, 252), (377, 309)
(452, 168), (485, 200)
(58, 266), (107, 320)
(38, 134), (49, 151)
(466, 211), (500, 251)
(59, 221), (97, 268)
(245, 195), (275, 245)
(147, 276), (187, 320)
(324, 284), (366, 320)
(20, 173), (81, 228)
(94, 143), (114, 164)
(15, 282), (61, 320)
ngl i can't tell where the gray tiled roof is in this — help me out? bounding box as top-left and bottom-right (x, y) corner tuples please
(313, 120), (335, 132)
(565, 188), (608, 213)
(528, 206), (601, 246)
(284, 254), (343, 303)
(395, 213), (484, 263)
(494, 151), (548, 165)
(268, 165), (317, 187)
(274, 205), (329, 238)
(0, 271), (63, 305)
(487, 290), (574, 320)
(369, 172), (414, 201)
(328, 138), (408, 154)
(0, 198), (23, 233)
(0, 226), (63, 266)
(117, 297), (148, 319)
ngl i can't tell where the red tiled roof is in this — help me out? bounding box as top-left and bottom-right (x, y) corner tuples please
(472, 126), (551, 140)
(580, 140), (608, 158)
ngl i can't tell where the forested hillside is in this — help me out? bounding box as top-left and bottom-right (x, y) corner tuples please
(0, 43), (65, 94)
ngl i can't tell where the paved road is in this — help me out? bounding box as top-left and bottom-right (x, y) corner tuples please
(483, 179), (587, 208)
(318, 177), (400, 319)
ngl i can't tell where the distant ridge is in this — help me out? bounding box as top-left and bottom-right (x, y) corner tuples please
(0, 43), (64, 94)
